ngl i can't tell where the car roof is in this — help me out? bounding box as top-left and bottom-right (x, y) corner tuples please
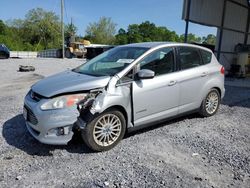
(121, 42), (212, 52)
(122, 42), (172, 48)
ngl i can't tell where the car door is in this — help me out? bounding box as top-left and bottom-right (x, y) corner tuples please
(133, 47), (180, 127)
(176, 46), (209, 113)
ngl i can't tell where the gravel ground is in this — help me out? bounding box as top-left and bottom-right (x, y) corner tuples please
(0, 58), (250, 188)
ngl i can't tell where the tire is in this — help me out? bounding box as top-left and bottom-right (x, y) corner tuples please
(65, 48), (72, 58)
(56, 49), (63, 58)
(19, 65), (35, 72)
(81, 109), (126, 152)
(77, 55), (83, 58)
(199, 89), (220, 117)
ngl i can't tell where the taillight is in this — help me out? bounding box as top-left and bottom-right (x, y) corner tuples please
(220, 66), (225, 74)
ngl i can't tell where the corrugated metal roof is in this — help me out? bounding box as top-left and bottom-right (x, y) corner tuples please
(224, 1), (248, 32)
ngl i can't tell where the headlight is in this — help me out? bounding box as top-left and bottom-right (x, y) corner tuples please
(40, 94), (87, 110)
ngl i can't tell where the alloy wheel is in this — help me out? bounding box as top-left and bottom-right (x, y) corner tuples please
(93, 114), (122, 147)
(205, 91), (219, 114)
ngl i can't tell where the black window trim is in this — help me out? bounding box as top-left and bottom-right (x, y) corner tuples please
(116, 67), (136, 86)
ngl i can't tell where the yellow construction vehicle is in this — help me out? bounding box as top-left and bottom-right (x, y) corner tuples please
(65, 42), (87, 58)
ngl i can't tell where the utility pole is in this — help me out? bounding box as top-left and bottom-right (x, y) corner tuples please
(61, 0), (65, 58)
(184, 0), (191, 43)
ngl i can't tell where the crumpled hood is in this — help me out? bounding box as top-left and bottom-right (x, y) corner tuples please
(32, 70), (110, 97)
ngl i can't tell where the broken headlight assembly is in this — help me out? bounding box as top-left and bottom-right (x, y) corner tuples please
(40, 94), (87, 110)
(77, 88), (103, 111)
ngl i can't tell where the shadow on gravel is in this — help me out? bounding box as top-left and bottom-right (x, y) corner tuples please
(125, 113), (199, 139)
(2, 114), (92, 156)
(222, 86), (250, 108)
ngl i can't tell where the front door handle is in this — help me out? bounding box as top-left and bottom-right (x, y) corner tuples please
(168, 80), (177, 86)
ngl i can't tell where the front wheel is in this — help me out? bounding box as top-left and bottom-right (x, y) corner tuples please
(199, 89), (220, 117)
(81, 109), (126, 152)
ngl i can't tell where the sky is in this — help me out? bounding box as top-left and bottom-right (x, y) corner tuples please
(0, 0), (217, 37)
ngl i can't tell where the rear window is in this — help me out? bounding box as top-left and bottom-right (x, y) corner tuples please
(200, 50), (212, 64)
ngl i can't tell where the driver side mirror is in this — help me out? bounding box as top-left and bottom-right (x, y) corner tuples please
(137, 69), (155, 79)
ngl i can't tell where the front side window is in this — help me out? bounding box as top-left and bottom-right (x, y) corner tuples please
(73, 46), (148, 76)
(139, 47), (175, 76)
(178, 47), (203, 70)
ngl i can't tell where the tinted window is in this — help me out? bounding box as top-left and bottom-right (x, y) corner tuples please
(178, 47), (202, 70)
(140, 47), (174, 76)
(200, 49), (212, 64)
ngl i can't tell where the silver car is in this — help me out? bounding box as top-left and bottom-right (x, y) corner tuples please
(23, 42), (225, 151)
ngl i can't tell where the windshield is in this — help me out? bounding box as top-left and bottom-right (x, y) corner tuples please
(73, 46), (148, 76)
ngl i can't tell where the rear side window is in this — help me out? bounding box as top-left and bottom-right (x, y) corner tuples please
(178, 47), (202, 70)
(200, 49), (212, 64)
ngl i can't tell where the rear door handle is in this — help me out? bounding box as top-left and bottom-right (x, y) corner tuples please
(201, 72), (209, 77)
(168, 80), (177, 86)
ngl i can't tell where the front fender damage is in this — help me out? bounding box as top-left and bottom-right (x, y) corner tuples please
(75, 88), (105, 130)
(75, 82), (133, 131)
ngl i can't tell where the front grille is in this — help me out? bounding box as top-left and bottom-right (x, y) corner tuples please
(24, 105), (38, 125)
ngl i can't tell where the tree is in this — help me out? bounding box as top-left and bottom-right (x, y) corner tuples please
(115, 21), (180, 45)
(138, 21), (156, 41)
(179, 33), (202, 43)
(1, 19), (25, 50)
(23, 8), (61, 49)
(127, 24), (143, 43)
(85, 17), (117, 44)
(203, 34), (216, 45)
(0, 8), (62, 51)
(0, 20), (6, 35)
(65, 22), (77, 38)
(115, 28), (128, 44)
(65, 22), (78, 45)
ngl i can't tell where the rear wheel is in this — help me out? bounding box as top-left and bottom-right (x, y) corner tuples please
(200, 89), (220, 117)
(81, 109), (126, 152)
(65, 48), (72, 58)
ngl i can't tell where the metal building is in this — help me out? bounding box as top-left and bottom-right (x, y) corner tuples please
(183, 0), (250, 77)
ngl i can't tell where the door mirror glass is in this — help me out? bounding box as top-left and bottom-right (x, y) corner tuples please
(137, 69), (155, 79)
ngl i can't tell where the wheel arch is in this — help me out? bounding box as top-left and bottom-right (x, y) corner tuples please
(200, 77), (224, 101)
(104, 105), (128, 126)
(212, 87), (221, 98)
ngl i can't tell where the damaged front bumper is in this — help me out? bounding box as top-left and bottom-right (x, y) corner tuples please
(24, 88), (103, 145)
(24, 92), (79, 145)
(75, 117), (87, 130)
